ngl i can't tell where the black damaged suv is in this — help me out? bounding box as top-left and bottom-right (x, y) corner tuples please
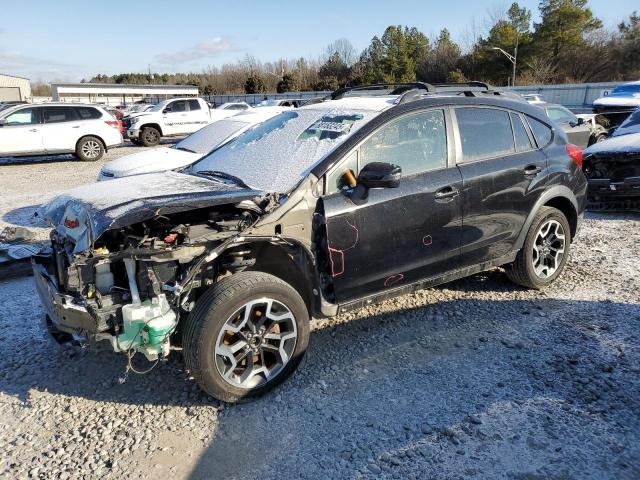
(34, 82), (587, 402)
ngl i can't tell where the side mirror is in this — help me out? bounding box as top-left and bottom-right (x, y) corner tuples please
(577, 117), (585, 126)
(162, 107), (172, 114)
(357, 162), (402, 189)
(0, 119), (6, 127)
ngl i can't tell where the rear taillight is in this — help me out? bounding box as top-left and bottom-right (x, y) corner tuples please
(104, 120), (119, 129)
(566, 144), (583, 168)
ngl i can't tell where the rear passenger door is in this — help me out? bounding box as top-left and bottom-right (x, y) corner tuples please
(453, 107), (548, 266)
(322, 108), (464, 302)
(187, 99), (209, 133)
(41, 106), (84, 153)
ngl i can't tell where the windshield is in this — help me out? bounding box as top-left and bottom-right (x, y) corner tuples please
(192, 108), (377, 192)
(176, 118), (249, 154)
(612, 85), (640, 95)
(612, 108), (640, 137)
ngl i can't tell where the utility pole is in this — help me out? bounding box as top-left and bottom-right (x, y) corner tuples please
(491, 36), (518, 87)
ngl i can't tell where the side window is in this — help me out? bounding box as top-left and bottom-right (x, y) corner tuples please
(511, 113), (533, 152)
(360, 109), (447, 177)
(188, 99), (201, 111)
(455, 107), (514, 162)
(4, 108), (37, 125)
(527, 116), (553, 148)
(326, 150), (358, 194)
(170, 101), (187, 113)
(42, 106), (78, 123)
(546, 107), (576, 124)
(75, 107), (101, 120)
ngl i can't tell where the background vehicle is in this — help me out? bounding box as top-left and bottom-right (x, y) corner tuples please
(124, 98), (246, 147)
(215, 102), (251, 111)
(34, 82), (586, 402)
(0, 103), (122, 160)
(124, 104), (155, 115)
(97, 108), (285, 180)
(583, 108), (640, 211)
(592, 81), (640, 129)
(256, 99), (303, 108)
(522, 93), (545, 104)
(538, 102), (600, 147)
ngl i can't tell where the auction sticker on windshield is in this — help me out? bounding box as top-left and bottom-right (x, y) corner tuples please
(298, 114), (364, 141)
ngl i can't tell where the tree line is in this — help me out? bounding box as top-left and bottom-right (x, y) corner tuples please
(42, 1), (640, 95)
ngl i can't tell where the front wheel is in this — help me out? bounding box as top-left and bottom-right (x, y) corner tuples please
(183, 272), (310, 402)
(506, 206), (571, 289)
(140, 126), (161, 146)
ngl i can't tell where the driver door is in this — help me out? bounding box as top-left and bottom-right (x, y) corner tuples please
(0, 106), (44, 155)
(162, 100), (188, 135)
(321, 108), (463, 303)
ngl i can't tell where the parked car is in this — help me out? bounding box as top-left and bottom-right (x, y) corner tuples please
(582, 107), (640, 211)
(0, 103), (122, 161)
(0, 100), (28, 113)
(537, 102), (600, 148)
(124, 104), (155, 115)
(593, 81), (640, 113)
(97, 108), (285, 181)
(34, 82), (586, 402)
(256, 99), (303, 108)
(216, 102), (251, 111)
(522, 93), (545, 104)
(124, 98), (246, 147)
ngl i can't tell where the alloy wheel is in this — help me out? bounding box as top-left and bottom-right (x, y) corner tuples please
(81, 140), (101, 159)
(214, 298), (298, 389)
(532, 219), (566, 278)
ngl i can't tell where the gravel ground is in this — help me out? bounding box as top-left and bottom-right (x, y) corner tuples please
(0, 212), (638, 479)
(0, 149), (639, 479)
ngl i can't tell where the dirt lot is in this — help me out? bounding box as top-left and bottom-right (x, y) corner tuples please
(0, 148), (639, 479)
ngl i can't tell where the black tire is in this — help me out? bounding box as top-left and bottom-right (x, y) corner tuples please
(183, 272), (310, 403)
(506, 206), (571, 289)
(589, 133), (607, 146)
(75, 136), (104, 161)
(140, 126), (161, 147)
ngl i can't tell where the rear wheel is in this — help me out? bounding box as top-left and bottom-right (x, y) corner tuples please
(140, 126), (161, 147)
(183, 272), (309, 403)
(75, 136), (104, 161)
(506, 206), (571, 289)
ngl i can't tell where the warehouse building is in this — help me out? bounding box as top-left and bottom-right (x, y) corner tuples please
(0, 74), (32, 101)
(51, 83), (199, 105)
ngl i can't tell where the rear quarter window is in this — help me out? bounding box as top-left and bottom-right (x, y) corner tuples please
(527, 116), (553, 148)
(455, 107), (515, 162)
(75, 107), (102, 120)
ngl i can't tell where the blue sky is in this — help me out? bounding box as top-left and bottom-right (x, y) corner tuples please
(0, 0), (635, 82)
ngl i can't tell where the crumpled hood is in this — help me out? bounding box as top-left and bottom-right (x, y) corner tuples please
(40, 171), (262, 253)
(101, 147), (200, 178)
(584, 132), (640, 157)
(593, 95), (640, 107)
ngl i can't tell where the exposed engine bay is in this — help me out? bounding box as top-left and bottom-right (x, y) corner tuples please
(36, 198), (278, 362)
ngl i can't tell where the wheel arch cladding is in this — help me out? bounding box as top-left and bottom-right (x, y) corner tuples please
(515, 186), (579, 250)
(543, 196), (578, 241)
(245, 242), (316, 314)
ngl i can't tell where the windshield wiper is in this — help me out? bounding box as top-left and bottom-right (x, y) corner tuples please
(194, 170), (250, 189)
(175, 146), (197, 153)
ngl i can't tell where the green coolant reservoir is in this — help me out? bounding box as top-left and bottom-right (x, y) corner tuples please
(118, 294), (177, 360)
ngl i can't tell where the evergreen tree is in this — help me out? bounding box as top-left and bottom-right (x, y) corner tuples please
(244, 74), (265, 94)
(277, 73), (299, 93)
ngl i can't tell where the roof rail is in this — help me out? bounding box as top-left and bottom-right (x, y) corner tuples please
(397, 81), (505, 104)
(330, 82), (435, 100)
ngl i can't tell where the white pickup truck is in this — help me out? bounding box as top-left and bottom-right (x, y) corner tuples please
(124, 98), (250, 146)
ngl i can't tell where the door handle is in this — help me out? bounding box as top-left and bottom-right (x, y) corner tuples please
(524, 165), (542, 176)
(434, 185), (459, 200)
(72, 126), (80, 128)
(29, 128), (38, 132)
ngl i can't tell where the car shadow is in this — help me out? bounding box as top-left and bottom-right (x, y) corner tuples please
(1, 275), (638, 479)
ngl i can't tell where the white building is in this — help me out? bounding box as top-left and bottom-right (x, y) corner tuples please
(51, 83), (199, 105)
(0, 74), (32, 101)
